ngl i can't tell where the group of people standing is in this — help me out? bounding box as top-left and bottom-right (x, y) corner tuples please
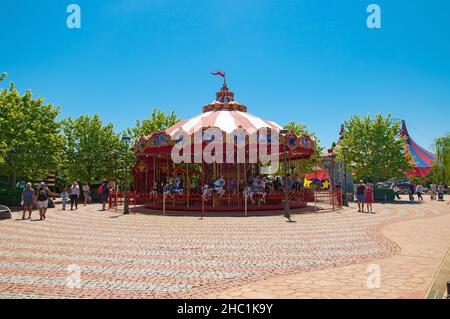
(20, 180), (112, 220)
(354, 180), (374, 213)
(391, 182), (446, 202)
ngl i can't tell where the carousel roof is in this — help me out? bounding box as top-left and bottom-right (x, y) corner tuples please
(165, 80), (282, 136)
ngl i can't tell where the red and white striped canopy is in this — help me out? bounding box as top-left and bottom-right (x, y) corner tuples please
(166, 109), (282, 137)
(166, 80), (282, 136)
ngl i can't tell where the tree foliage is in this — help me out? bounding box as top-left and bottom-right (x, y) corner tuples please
(125, 109), (178, 140)
(335, 114), (412, 182)
(431, 133), (450, 185)
(0, 77), (63, 187)
(61, 114), (123, 185)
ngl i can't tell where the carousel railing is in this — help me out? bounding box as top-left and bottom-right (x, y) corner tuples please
(125, 188), (342, 213)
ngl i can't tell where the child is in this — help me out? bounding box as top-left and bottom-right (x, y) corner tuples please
(61, 188), (68, 211)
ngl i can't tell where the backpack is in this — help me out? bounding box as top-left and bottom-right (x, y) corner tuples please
(37, 188), (48, 201)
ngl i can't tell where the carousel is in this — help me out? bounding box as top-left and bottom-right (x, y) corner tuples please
(133, 78), (317, 215)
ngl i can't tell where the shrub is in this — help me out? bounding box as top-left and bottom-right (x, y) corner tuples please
(374, 188), (395, 202)
(0, 187), (21, 207)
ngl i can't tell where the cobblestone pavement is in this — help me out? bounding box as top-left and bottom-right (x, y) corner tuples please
(0, 198), (448, 299)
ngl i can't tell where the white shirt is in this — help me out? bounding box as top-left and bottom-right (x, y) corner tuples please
(71, 184), (79, 195)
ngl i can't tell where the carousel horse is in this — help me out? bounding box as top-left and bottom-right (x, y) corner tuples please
(202, 176), (226, 200)
(212, 176), (226, 197)
(246, 177), (267, 204)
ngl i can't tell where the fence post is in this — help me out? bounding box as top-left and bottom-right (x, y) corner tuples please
(163, 192), (166, 215)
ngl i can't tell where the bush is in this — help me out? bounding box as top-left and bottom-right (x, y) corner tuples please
(0, 187), (21, 207)
(374, 188), (395, 202)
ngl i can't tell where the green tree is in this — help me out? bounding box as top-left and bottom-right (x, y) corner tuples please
(283, 121), (324, 175)
(335, 114), (411, 182)
(432, 134), (450, 185)
(125, 109), (178, 140)
(62, 114), (123, 185)
(0, 76), (63, 188)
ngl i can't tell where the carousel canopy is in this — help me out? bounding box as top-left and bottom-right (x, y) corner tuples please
(165, 80), (282, 136)
(134, 79), (315, 159)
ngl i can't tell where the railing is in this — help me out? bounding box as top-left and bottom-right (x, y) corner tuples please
(110, 189), (343, 213)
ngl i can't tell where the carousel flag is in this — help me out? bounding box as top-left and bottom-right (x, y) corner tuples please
(211, 71), (225, 78)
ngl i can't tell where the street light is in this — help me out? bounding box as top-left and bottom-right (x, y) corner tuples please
(121, 136), (132, 214)
(341, 146), (349, 206)
(279, 129), (292, 222)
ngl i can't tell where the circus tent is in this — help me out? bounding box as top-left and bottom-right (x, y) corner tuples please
(401, 120), (436, 177)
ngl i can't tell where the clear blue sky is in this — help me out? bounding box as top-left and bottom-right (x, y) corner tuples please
(1, 0), (449, 149)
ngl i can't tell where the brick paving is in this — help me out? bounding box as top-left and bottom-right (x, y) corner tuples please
(0, 198), (448, 299)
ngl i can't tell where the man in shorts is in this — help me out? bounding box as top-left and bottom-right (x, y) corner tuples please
(355, 180), (366, 213)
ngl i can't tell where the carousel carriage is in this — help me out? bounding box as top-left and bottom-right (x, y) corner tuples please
(133, 79), (320, 214)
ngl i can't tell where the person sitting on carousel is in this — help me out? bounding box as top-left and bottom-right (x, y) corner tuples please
(150, 181), (159, 198)
(230, 177), (238, 196)
(172, 174), (183, 197)
(163, 177), (173, 198)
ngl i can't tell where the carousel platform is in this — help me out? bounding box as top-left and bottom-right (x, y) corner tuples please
(131, 202), (332, 217)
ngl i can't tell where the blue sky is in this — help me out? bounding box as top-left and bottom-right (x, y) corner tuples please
(1, 0), (449, 149)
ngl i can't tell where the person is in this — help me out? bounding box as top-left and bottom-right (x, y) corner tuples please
(150, 181), (159, 198)
(70, 181), (80, 210)
(230, 177), (238, 195)
(21, 182), (35, 220)
(355, 180), (366, 213)
(408, 182), (415, 202)
(364, 183), (374, 213)
(37, 182), (49, 220)
(172, 174), (183, 197)
(415, 184), (424, 201)
(284, 174), (293, 192)
(430, 183), (437, 200)
(273, 176), (281, 192)
(437, 183), (445, 201)
(391, 183), (401, 200)
(101, 180), (110, 211)
(61, 188), (69, 210)
(82, 182), (90, 206)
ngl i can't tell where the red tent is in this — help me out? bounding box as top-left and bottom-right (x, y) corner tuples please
(305, 166), (329, 181)
(401, 121), (436, 177)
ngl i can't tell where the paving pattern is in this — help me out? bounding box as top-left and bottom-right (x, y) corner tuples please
(0, 199), (448, 299)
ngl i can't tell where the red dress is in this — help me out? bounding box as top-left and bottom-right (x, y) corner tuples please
(364, 187), (374, 203)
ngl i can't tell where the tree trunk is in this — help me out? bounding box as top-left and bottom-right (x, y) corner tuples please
(10, 165), (17, 189)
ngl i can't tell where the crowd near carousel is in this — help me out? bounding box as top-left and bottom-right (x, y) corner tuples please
(131, 78), (341, 216)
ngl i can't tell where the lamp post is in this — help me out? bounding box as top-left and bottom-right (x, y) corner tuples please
(341, 146), (349, 206)
(280, 129), (291, 221)
(121, 136), (132, 214)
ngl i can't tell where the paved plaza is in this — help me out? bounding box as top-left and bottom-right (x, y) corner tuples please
(0, 198), (449, 299)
